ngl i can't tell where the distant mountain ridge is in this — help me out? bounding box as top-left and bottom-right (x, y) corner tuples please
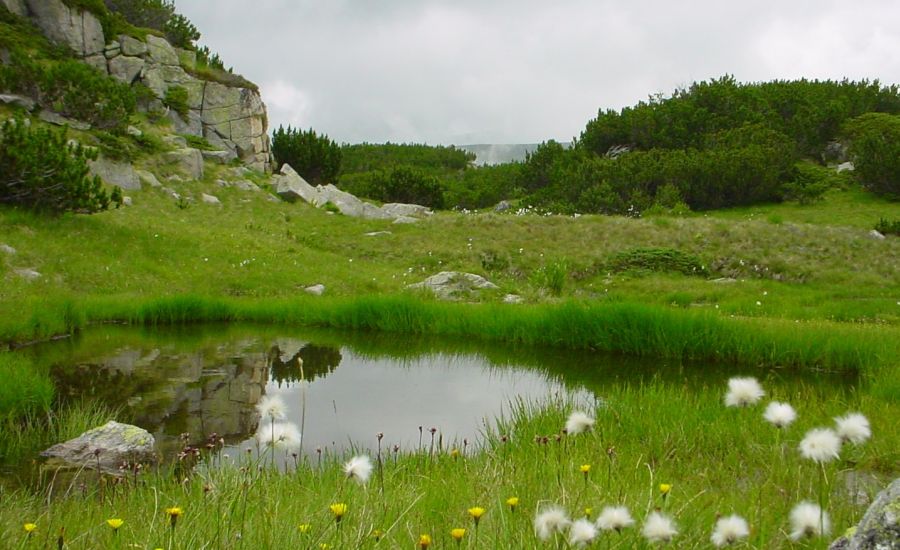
(459, 143), (572, 165)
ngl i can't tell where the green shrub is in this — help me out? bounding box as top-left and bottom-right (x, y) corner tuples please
(608, 247), (707, 276)
(0, 118), (117, 213)
(530, 260), (569, 296)
(843, 113), (900, 199)
(163, 85), (189, 121)
(780, 161), (846, 204)
(874, 218), (900, 236)
(272, 125), (341, 184)
(367, 165), (445, 208)
(41, 60), (135, 131)
(163, 12), (199, 48)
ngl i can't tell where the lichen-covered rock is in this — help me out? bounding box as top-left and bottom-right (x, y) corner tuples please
(408, 272), (500, 300)
(145, 34), (178, 65)
(272, 164), (319, 203)
(164, 148), (204, 181)
(381, 203), (432, 218)
(41, 421), (156, 474)
(119, 35), (147, 57)
(829, 478), (900, 549)
(25, 0), (104, 57)
(88, 157), (141, 190)
(108, 55), (144, 84)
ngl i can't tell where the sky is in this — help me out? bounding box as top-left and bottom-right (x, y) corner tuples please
(177, 0), (900, 146)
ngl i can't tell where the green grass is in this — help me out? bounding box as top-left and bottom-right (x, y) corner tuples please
(0, 354), (53, 418)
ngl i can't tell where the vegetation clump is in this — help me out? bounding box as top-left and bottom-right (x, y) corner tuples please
(608, 247), (707, 277)
(843, 113), (900, 199)
(272, 125), (342, 184)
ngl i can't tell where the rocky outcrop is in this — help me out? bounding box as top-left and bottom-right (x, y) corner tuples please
(1, 0), (27, 17)
(408, 271), (500, 300)
(24, 0), (104, 57)
(829, 477), (900, 549)
(41, 421), (156, 474)
(88, 156), (141, 190)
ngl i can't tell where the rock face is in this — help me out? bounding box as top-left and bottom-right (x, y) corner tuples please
(829, 477), (900, 550)
(408, 271), (500, 300)
(164, 148), (204, 180)
(88, 156), (141, 190)
(24, 0), (104, 57)
(41, 421), (156, 474)
(1, 0), (26, 17)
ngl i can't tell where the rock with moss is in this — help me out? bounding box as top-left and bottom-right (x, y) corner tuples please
(829, 477), (900, 549)
(408, 271), (500, 300)
(41, 421), (156, 475)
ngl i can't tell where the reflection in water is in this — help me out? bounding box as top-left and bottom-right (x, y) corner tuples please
(268, 342), (342, 387)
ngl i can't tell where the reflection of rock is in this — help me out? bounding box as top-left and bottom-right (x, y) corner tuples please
(41, 421), (156, 474)
(269, 343), (341, 387)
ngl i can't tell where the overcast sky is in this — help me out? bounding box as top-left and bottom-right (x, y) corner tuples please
(177, 0), (900, 145)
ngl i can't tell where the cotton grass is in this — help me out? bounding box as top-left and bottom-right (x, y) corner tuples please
(564, 411), (594, 434)
(256, 395), (287, 420)
(568, 518), (597, 547)
(710, 514), (749, 547)
(834, 412), (871, 444)
(763, 401), (797, 428)
(789, 501), (830, 540)
(642, 511), (678, 543)
(534, 506), (570, 541)
(798, 428), (841, 463)
(596, 505), (634, 532)
(343, 455), (373, 484)
(255, 422), (301, 449)
(724, 377), (765, 407)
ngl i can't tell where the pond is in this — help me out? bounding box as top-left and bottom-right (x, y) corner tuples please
(15, 323), (858, 465)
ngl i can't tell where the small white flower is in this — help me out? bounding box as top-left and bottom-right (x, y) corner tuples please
(565, 411), (595, 435)
(798, 428), (841, 463)
(256, 395), (287, 420)
(724, 377), (765, 407)
(255, 422), (301, 449)
(711, 514), (750, 547)
(642, 511), (678, 543)
(834, 412), (871, 445)
(790, 501), (830, 540)
(343, 455), (373, 484)
(596, 506), (634, 532)
(568, 519), (597, 547)
(763, 402), (797, 428)
(534, 506), (571, 541)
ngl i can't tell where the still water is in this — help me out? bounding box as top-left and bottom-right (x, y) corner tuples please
(19, 323), (856, 461)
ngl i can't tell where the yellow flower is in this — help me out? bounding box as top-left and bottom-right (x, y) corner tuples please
(418, 534), (432, 548)
(329, 503), (348, 522)
(371, 528), (384, 541)
(24, 523), (37, 535)
(584, 507), (593, 518)
(106, 518), (124, 530)
(468, 506), (486, 526)
(451, 528), (466, 541)
(659, 483), (672, 496)
(297, 523), (311, 534)
(166, 507), (183, 529)
(450, 448), (460, 458)
(506, 497), (519, 511)
(580, 464), (591, 473)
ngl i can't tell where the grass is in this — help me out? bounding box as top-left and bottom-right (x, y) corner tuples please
(1, 387), (895, 548)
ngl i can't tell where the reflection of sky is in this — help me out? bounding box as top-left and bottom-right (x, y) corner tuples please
(239, 350), (592, 456)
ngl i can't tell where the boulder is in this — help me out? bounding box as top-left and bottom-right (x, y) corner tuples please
(392, 215), (420, 224)
(84, 54), (107, 74)
(494, 200), (512, 213)
(837, 162), (855, 173)
(41, 421), (156, 475)
(162, 134), (188, 148)
(164, 148), (204, 180)
(868, 230), (886, 241)
(104, 40), (120, 59)
(318, 184), (392, 220)
(145, 34), (178, 65)
(503, 294), (524, 304)
(39, 110), (90, 131)
(119, 35), (147, 57)
(141, 64), (204, 109)
(201, 193), (221, 205)
(0, 93), (36, 111)
(1, 0), (26, 17)
(166, 109), (203, 137)
(823, 140), (850, 163)
(408, 271), (500, 300)
(0, 243), (16, 255)
(201, 149), (236, 164)
(829, 477), (900, 549)
(25, 0), (105, 57)
(232, 180), (259, 192)
(135, 169), (162, 188)
(126, 125), (142, 137)
(272, 164), (319, 203)
(364, 231), (392, 237)
(88, 157), (141, 190)
(121, 196), (132, 206)
(381, 203), (432, 218)
(108, 55), (144, 84)
(304, 284), (325, 296)
(14, 268), (41, 280)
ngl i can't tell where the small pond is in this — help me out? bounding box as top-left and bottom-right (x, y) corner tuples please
(14, 323), (858, 465)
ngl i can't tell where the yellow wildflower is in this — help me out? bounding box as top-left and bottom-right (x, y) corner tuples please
(106, 518), (124, 530)
(584, 507), (593, 518)
(659, 483), (672, 496)
(418, 534), (432, 548)
(329, 503), (348, 522)
(371, 529), (384, 541)
(580, 464), (591, 473)
(468, 506), (486, 526)
(451, 528), (466, 542)
(450, 448), (460, 459)
(24, 523), (37, 535)
(506, 497), (519, 511)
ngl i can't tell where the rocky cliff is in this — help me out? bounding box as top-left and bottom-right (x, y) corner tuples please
(4, 0), (271, 171)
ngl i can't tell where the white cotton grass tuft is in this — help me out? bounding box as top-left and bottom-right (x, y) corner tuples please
(534, 505), (571, 541)
(798, 428), (842, 463)
(343, 455), (373, 484)
(256, 395), (287, 420)
(565, 411), (595, 435)
(789, 501), (830, 540)
(642, 511), (678, 543)
(710, 514), (750, 547)
(724, 377), (765, 407)
(568, 519), (597, 547)
(255, 421), (301, 449)
(834, 412), (871, 445)
(596, 505), (635, 532)
(763, 401), (797, 428)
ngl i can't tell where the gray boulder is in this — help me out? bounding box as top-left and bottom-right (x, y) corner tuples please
(88, 157), (141, 190)
(304, 284), (326, 296)
(39, 110), (90, 131)
(84, 54), (107, 74)
(135, 169), (162, 188)
(25, 0), (105, 57)
(1, 0), (26, 17)
(164, 148), (204, 180)
(392, 215), (420, 224)
(41, 421), (156, 475)
(166, 109), (203, 137)
(0, 243), (16, 255)
(868, 230), (886, 241)
(272, 164), (319, 203)
(837, 162), (855, 173)
(408, 271), (500, 300)
(145, 34), (178, 65)
(119, 35), (147, 57)
(381, 203), (432, 218)
(0, 93), (36, 111)
(318, 184), (392, 220)
(233, 180), (259, 192)
(494, 200), (512, 213)
(829, 477), (900, 549)
(201, 193), (220, 205)
(201, 149), (236, 164)
(503, 294), (524, 304)
(14, 268), (41, 281)
(108, 55), (144, 84)
(103, 40), (120, 59)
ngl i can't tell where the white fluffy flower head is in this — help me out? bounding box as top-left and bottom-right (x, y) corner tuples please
(790, 501), (830, 540)
(534, 506), (571, 541)
(256, 395), (287, 420)
(255, 421), (301, 449)
(568, 519), (597, 547)
(724, 377), (765, 407)
(642, 511), (678, 543)
(763, 401), (797, 428)
(343, 455), (373, 484)
(711, 514), (750, 547)
(798, 428), (841, 463)
(596, 505), (635, 532)
(565, 411), (595, 435)
(834, 412), (871, 445)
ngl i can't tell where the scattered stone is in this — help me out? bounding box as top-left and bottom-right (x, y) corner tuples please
(304, 284), (326, 296)
(88, 157), (141, 190)
(14, 268), (41, 281)
(164, 148), (204, 180)
(392, 216), (420, 224)
(494, 200), (512, 213)
(233, 180), (259, 192)
(868, 230), (886, 240)
(108, 55), (144, 84)
(381, 203), (432, 218)
(266, 194), (280, 203)
(272, 164), (319, 203)
(125, 125), (143, 137)
(408, 271), (500, 300)
(230, 166), (252, 177)
(0, 244), (16, 255)
(39, 110), (90, 131)
(161, 187), (180, 200)
(40, 421), (156, 475)
(0, 93), (36, 111)
(121, 196), (132, 206)
(710, 277), (738, 284)
(829, 477), (900, 550)
(837, 161), (855, 173)
(201, 149), (235, 164)
(201, 193), (221, 205)
(135, 169), (161, 188)
(503, 294), (524, 304)
(118, 35), (147, 57)
(364, 231), (392, 237)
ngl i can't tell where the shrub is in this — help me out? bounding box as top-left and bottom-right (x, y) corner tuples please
(163, 12), (199, 49)
(608, 247), (707, 276)
(874, 218), (900, 236)
(272, 125), (341, 184)
(843, 113), (900, 199)
(41, 60), (135, 131)
(0, 118), (117, 213)
(367, 165), (445, 208)
(163, 85), (189, 121)
(781, 161), (850, 204)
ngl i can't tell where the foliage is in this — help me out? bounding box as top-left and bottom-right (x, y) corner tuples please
(40, 61), (136, 131)
(271, 125), (341, 184)
(363, 165), (446, 208)
(781, 161), (852, 205)
(340, 143), (474, 175)
(163, 85), (189, 121)
(530, 260), (568, 296)
(163, 12), (199, 49)
(874, 218), (900, 236)
(608, 247), (707, 276)
(0, 354), (53, 418)
(102, 0), (198, 48)
(843, 113), (900, 199)
(443, 162), (521, 209)
(0, 118), (117, 213)
(195, 45), (225, 71)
